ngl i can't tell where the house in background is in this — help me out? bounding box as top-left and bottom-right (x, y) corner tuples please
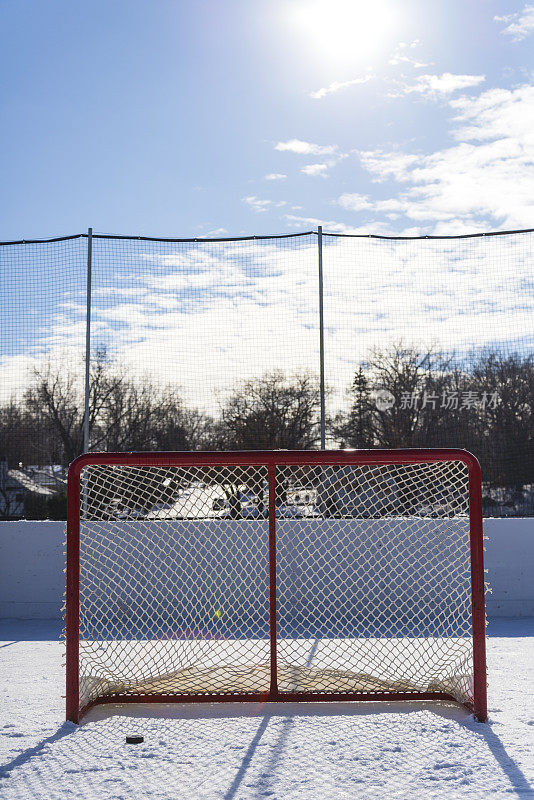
(0, 459), (57, 519)
(24, 465), (67, 494)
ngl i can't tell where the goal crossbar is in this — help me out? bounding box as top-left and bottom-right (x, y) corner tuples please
(66, 449), (487, 722)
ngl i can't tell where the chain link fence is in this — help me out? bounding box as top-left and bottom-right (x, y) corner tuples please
(1, 227), (533, 517)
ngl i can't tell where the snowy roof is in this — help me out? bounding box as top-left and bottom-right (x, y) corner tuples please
(7, 470), (55, 496)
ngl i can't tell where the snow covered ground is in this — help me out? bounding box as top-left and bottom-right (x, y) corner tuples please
(0, 618), (533, 799)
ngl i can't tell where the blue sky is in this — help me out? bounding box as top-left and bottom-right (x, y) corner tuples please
(1, 0), (533, 240)
(1, 0), (534, 418)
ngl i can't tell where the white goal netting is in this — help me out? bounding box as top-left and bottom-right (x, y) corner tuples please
(70, 456), (481, 717)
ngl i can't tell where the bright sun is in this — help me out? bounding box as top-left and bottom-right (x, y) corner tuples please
(288, 0), (398, 66)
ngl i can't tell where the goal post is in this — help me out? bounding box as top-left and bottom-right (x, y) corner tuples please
(66, 449), (487, 723)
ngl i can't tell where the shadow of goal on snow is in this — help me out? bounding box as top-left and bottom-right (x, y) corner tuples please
(0, 701), (531, 799)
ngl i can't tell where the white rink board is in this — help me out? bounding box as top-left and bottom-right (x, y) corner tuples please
(78, 517), (472, 637)
(0, 517), (533, 618)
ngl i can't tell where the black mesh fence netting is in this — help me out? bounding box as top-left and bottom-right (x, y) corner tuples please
(1, 228), (533, 517)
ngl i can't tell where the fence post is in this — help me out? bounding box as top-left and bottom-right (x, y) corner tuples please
(83, 228), (93, 454)
(318, 226), (326, 450)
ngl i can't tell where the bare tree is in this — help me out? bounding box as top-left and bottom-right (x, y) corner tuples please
(24, 349), (211, 464)
(0, 401), (55, 467)
(334, 344), (534, 511)
(218, 372), (321, 450)
(93, 379), (204, 453)
(335, 344), (463, 449)
(207, 372), (322, 516)
(471, 352), (534, 489)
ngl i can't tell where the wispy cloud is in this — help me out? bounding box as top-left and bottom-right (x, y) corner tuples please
(389, 40), (429, 68)
(274, 139), (346, 178)
(242, 196), (287, 213)
(301, 164), (329, 177)
(495, 4), (534, 40)
(338, 193), (404, 216)
(338, 193), (372, 211)
(390, 73), (485, 99)
(283, 214), (357, 233)
(264, 173), (287, 181)
(358, 152), (419, 183)
(309, 74), (372, 100)
(349, 84), (534, 231)
(275, 139), (339, 156)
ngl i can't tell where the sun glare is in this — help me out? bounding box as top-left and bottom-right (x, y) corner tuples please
(288, 0), (398, 66)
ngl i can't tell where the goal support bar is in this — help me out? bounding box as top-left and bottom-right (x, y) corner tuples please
(66, 448), (487, 723)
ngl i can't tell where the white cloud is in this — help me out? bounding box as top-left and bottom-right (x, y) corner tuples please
(352, 84), (534, 230)
(389, 54), (428, 68)
(274, 139), (346, 178)
(449, 85), (534, 143)
(338, 193), (405, 214)
(3, 235), (532, 423)
(283, 214), (359, 233)
(301, 163), (329, 177)
(358, 151), (419, 183)
(275, 139), (339, 156)
(242, 196), (287, 213)
(397, 40), (421, 49)
(264, 173), (287, 181)
(309, 75), (372, 100)
(285, 213), (404, 235)
(389, 40), (429, 68)
(495, 4), (534, 40)
(391, 73), (485, 99)
(338, 193), (372, 211)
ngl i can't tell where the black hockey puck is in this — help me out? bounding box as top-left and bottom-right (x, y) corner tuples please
(125, 735), (144, 744)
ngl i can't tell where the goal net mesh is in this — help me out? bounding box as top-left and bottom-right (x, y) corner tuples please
(74, 458), (475, 715)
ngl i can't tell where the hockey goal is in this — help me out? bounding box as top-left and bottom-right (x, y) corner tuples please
(66, 449), (487, 723)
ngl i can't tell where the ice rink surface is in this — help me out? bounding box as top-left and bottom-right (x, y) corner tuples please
(0, 618), (533, 800)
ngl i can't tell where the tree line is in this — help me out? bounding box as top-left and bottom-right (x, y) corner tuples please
(0, 344), (532, 516)
(0, 347), (321, 467)
(332, 345), (533, 491)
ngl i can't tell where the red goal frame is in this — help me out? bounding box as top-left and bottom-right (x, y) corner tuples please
(66, 448), (487, 723)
